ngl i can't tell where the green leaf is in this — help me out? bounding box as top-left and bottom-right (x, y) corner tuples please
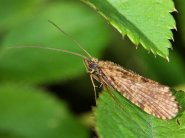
(0, 83), (89, 138)
(0, 1), (110, 84)
(96, 90), (185, 138)
(82, 0), (176, 59)
(175, 84), (185, 92)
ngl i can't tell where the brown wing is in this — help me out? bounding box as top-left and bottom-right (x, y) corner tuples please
(98, 61), (179, 120)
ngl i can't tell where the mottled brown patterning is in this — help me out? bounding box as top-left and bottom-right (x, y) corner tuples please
(13, 21), (179, 120)
(84, 58), (179, 120)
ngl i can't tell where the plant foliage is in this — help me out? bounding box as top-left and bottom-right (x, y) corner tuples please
(96, 90), (185, 138)
(83, 0), (176, 59)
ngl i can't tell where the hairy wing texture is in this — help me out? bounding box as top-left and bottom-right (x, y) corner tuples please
(98, 61), (179, 120)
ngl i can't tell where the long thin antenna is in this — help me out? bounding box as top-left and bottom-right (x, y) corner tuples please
(48, 20), (92, 58)
(8, 46), (87, 59)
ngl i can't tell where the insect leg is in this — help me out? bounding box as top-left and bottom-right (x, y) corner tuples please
(90, 74), (98, 105)
(99, 83), (103, 88)
(83, 60), (89, 72)
(105, 85), (124, 111)
(100, 78), (124, 111)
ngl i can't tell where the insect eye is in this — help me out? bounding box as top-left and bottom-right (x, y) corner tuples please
(89, 63), (97, 69)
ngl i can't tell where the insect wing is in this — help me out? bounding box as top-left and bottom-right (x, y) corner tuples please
(98, 61), (178, 120)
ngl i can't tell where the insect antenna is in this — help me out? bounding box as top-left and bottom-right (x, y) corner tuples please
(48, 20), (92, 58)
(8, 46), (87, 59)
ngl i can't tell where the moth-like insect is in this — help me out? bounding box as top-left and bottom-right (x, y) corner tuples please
(11, 21), (179, 120)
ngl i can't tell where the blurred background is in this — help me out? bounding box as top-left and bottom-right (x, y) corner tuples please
(0, 0), (185, 138)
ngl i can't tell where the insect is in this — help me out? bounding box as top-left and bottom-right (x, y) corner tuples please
(10, 20), (179, 120)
